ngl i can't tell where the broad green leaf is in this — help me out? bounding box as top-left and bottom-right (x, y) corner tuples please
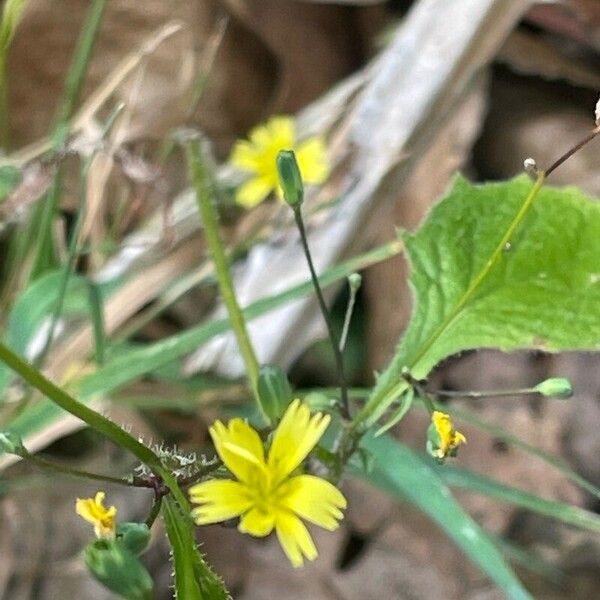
(162, 496), (229, 600)
(368, 175), (600, 420)
(358, 434), (533, 600)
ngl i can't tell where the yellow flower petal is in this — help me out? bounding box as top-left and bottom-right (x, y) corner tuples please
(282, 475), (346, 531)
(295, 137), (329, 184)
(189, 480), (253, 524)
(268, 399), (330, 481)
(238, 507), (276, 537)
(210, 419), (266, 483)
(264, 116), (295, 149)
(75, 491), (117, 539)
(235, 176), (274, 208)
(275, 511), (318, 568)
(230, 140), (261, 171)
(431, 411), (467, 458)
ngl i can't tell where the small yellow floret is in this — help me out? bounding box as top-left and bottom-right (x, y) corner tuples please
(230, 116), (329, 208)
(76, 491), (117, 539)
(431, 411), (466, 459)
(189, 399), (346, 567)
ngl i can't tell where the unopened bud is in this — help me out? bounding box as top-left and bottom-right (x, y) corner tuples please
(348, 273), (362, 291)
(276, 150), (304, 208)
(257, 365), (293, 422)
(84, 539), (153, 600)
(534, 377), (573, 399)
(523, 157), (538, 178)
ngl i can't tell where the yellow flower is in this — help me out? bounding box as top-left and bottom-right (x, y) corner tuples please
(428, 411), (467, 460)
(189, 399), (346, 567)
(230, 116), (329, 208)
(76, 491), (117, 539)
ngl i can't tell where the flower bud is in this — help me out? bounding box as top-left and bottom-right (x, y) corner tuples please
(348, 273), (362, 292)
(276, 150), (304, 208)
(257, 365), (293, 422)
(84, 539), (153, 600)
(302, 391), (336, 412)
(533, 377), (573, 399)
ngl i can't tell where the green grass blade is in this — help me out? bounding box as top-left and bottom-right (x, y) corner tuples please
(86, 281), (106, 366)
(446, 405), (600, 500)
(31, 0), (106, 278)
(5, 240), (402, 438)
(0, 0), (28, 147)
(435, 462), (600, 533)
(79, 239), (402, 393)
(358, 434), (533, 600)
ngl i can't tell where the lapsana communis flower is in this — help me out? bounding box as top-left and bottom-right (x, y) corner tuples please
(427, 411), (466, 461)
(76, 491), (117, 539)
(189, 399), (347, 567)
(230, 116), (329, 208)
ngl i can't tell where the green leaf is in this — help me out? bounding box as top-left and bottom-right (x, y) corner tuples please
(0, 270), (116, 395)
(358, 434), (533, 600)
(367, 175), (600, 422)
(162, 496), (229, 600)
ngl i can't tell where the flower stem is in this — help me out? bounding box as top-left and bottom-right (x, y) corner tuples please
(293, 207), (350, 419)
(545, 123), (600, 177)
(184, 139), (261, 400)
(432, 387), (539, 400)
(21, 451), (142, 488)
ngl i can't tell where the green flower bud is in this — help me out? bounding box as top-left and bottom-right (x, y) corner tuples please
(348, 273), (362, 291)
(534, 377), (573, 399)
(257, 365), (293, 422)
(302, 391), (336, 412)
(0, 431), (26, 456)
(117, 522), (151, 556)
(84, 539), (153, 600)
(276, 150), (304, 208)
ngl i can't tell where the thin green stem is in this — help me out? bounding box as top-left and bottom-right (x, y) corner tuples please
(145, 494), (163, 528)
(21, 451), (141, 488)
(184, 138), (260, 397)
(339, 277), (359, 353)
(293, 207), (350, 419)
(432, 387), (539, 400)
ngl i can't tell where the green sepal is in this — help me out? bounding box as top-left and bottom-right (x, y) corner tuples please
(83, 539), (153, 600)
(117, 522), (151, 556)
(257, 364), (293, 422)
(375, 387), (414, 436)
